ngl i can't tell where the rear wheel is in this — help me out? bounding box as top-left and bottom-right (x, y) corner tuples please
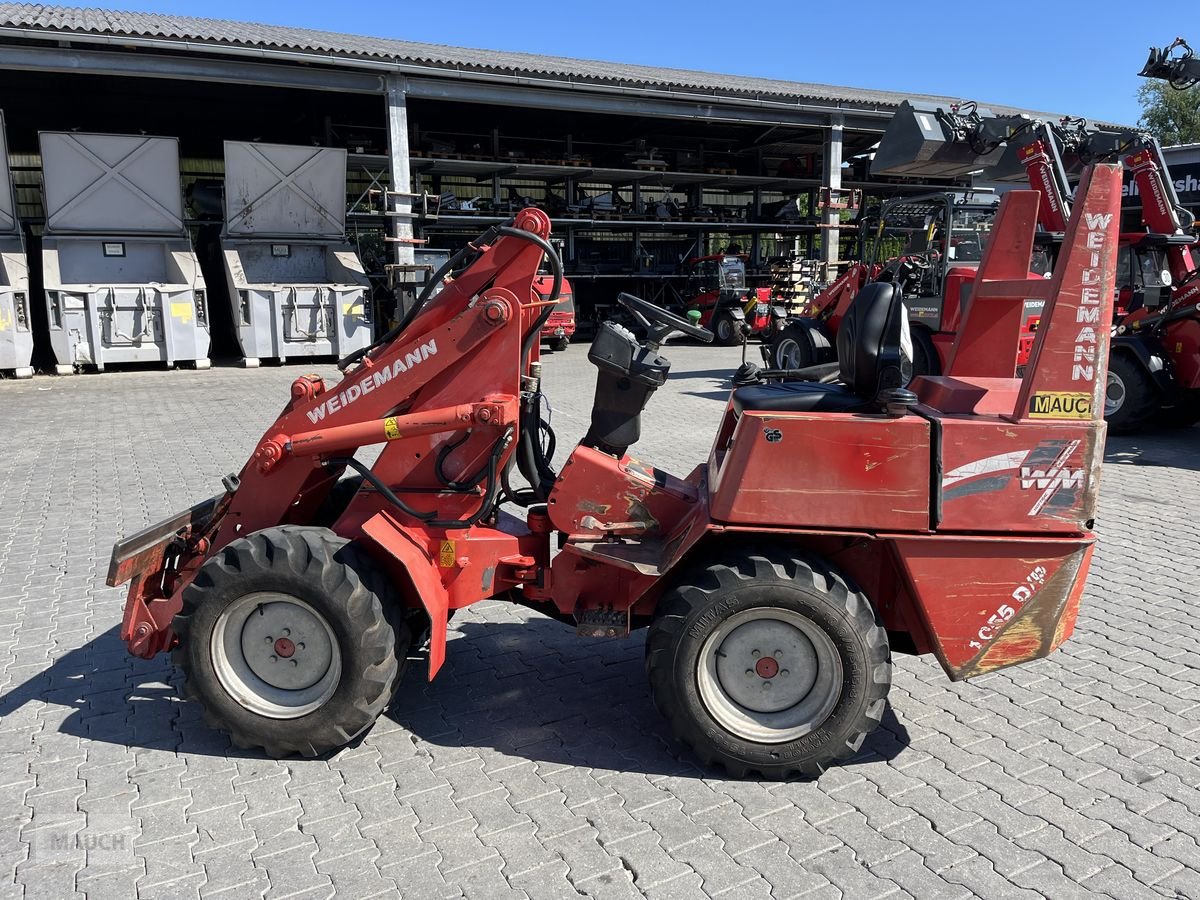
(550, 336), (570, 351)
(646, 549), (890, 779)
(173, 525), (409, 757)
(712, 311), (741, 346)
(1105, 352), (1157, 433)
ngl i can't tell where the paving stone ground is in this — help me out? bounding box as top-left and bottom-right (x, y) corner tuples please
(1, 341), (1199, 899)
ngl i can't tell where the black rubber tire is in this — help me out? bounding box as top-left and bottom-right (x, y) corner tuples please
(1158, 388), (1200, 428)
(645, 549), (890, 779)
(550, 336), (570, 352)
(172, 525), (409, 757)
(910, 326), (941, 378)
(1105, 352), (1158, 434)
(768, 323), (815, 370)
(712, 310), (741, 346)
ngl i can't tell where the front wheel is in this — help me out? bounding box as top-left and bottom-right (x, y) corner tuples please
(172, 525), (410, 757)
(646, 550), (890, 779)
(769, 325), (814, 370)
(1158, 388), (1200, 428)
(712, 311), (741, 346)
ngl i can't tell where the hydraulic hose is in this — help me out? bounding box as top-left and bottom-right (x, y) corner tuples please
(322, 425), (512, 529)
(493, 224), (563, 504)
(435, 429), (492, 491)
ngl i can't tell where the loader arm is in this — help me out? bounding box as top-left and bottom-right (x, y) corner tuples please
(110, 207), (558, 658)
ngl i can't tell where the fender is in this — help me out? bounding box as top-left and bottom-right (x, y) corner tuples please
(1111, 333), (1175, 396)
(360, 511), (452, 678)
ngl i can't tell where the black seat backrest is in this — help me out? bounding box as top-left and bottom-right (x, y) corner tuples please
(836, 281), (913, 400)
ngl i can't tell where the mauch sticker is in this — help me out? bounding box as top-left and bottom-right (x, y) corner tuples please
(942, 439), (1085, 515)
(763, 428), (783, 443)
(1029, 391), (1092, 419)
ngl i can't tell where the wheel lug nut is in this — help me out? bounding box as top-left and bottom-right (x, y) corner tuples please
(745, 669), (753, 676)
(282, 628), (291, 637)
(774, 650), (782, 658)
(298, 643), (305, 651)
(290, 659), (299, 667)
(751, 649), (760, 658)
(270, 655), (277, 662)
(265, 636), (273, 643)
(763, 682), (772, 689)
(782, 669), (790, 676)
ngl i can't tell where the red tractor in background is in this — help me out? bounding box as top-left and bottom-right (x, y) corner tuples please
(535, 274), (576, 351)
(680, 253), (776, 345)
(763, 192), (1045, 378)
(867, 94), (1200, 431)
(108, 163), (1123, 779)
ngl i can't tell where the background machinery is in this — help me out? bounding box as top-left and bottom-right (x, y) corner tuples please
(109, 163), (1123, 779)
(680, 253), (775, 345)
(824, 95), (1200, 432)
(1140, 37), (1200, 90)
(763, 188), (1044, 379)
(536, 274), (576, 351)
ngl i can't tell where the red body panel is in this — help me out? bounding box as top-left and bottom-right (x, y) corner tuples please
(935, 418), (1101, 533)
(891, 536), (1092, 678)
(708, 413), (931, 531)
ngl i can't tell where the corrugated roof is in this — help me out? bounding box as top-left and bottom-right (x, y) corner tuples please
(0, 3), (1031, 114)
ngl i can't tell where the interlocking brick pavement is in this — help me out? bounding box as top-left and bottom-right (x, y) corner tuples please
(1, 341), (1199, 898)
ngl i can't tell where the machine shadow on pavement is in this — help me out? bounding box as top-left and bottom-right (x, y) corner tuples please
(386, 616), (912, 780)
(1104, 430), (1200, 471)
(0, 618), (910, 779)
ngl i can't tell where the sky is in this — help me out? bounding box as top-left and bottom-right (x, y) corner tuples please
(126, 0), (1194, 126)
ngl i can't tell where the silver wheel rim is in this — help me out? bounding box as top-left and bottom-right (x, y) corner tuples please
(777, 337), (803, 369)
(716, 317), (733, 342)
(211, 592), (341, 719)
(697, 608), (843, 744)
(1105, 370), (1125, 417)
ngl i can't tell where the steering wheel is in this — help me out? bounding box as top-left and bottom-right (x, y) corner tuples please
(618, 293), (714, 342)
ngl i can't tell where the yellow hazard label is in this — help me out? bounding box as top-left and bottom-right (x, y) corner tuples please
(170, 301), (193, 324)
(343, 301), (362, 315)
(1177, 342), (1184, 353)
(383, 417), (401, 440)
(1029, 391), (1092, 419)
(439, 540), (455, 568)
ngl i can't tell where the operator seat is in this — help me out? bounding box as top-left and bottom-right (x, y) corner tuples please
(731, 282), (913, 414)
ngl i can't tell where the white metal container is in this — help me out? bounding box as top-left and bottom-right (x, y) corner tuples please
(220, 142), (370, 366)
(39, 132), (209, 372)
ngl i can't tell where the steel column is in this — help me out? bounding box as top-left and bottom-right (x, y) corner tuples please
(386, 75), (414, 267)
(821, 114), (844, 280)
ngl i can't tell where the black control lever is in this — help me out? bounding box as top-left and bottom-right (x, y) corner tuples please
(617, 293), (714, 344)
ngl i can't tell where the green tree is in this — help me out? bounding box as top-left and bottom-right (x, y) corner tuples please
(1137, 81), (1200, 145)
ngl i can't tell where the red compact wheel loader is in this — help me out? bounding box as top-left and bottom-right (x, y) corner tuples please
(763, 191), (1045, 379)
(109, 165), (1122, 778)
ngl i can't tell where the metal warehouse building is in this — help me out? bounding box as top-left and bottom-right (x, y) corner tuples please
(0, 3), (1068, 362)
